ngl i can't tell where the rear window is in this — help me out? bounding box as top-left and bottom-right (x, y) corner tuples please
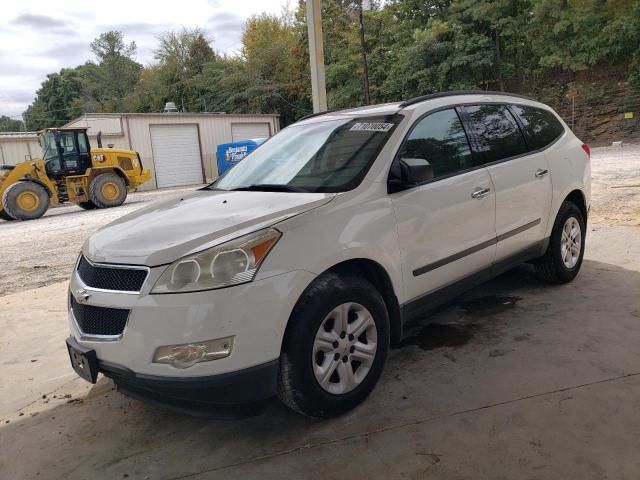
(462, 104), (527, 163)
(509, 105), (564, 150)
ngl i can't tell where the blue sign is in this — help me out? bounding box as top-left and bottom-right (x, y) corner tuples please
(216, 138), (266, 175)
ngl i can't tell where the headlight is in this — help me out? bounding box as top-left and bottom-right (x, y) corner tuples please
(151, 228), (281, 293)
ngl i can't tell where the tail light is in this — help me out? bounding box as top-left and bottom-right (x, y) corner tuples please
(581, 144), (591, 157)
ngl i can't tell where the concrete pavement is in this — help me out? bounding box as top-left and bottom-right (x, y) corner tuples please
(1, 224), (639, 479)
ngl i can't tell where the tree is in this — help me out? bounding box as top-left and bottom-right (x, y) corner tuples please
(153, 28), (216, 112)
(0, 116), (25, 132)
(88, 31), (142, 111)
(23, 67), (85, 130)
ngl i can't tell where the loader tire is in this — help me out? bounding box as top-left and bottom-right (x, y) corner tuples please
(89, 173), (127, 208)
(2, 181), (49, 220)
(0, 209), (15, 221)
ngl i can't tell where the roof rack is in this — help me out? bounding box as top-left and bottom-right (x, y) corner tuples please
(399, 90), (537, 108)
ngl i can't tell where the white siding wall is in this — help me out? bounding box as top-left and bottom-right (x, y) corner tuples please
(127, 114), (278, 189)
(0, 137), (41, 166)
(65, 113), (280, 190)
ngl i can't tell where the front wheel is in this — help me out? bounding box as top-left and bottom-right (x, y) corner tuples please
(278, 273), (390, 418)
(2, 181), (49, 220)
(535, 201), (586, 283)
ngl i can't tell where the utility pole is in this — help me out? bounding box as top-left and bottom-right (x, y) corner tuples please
(306, 0), (327, 113)
(358, 0), (370, 105)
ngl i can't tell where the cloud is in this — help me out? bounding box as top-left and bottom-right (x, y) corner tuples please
(12, 13), (77, 36)
(41, 41), (92, 64)
(0, 89), (36, 104)
(101, 22), (171, 36)
(208, 12), (245, 52)
(0, 59), (48, 77)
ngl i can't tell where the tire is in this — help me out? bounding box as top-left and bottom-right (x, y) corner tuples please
(534, 201), (586, 283)
(88, 173), (127, 208)
(2, 181), (49, 220)
(0, 209), (15, 221)
(78, 201), (97, 210)
(278, 272), (390, 418)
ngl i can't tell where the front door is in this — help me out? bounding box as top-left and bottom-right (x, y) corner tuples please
(390, 108), (497, 303)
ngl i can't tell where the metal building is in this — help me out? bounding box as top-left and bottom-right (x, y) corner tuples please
(0, 132), (40, 167)
(64, 112), (280, 190)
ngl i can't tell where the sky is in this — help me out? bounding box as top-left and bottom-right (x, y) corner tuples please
(0, 0), (288, 119)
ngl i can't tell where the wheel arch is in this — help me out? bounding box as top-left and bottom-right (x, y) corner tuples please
(565, 189), (588, 224)
(309, 258), (403, 347)
(89, 166), (130, 187)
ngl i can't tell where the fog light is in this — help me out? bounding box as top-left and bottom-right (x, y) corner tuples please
(153, 336), (234, 369)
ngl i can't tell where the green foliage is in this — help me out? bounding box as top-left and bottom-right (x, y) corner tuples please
(20, 1), (640, 128)
(0, 116), (24, 132)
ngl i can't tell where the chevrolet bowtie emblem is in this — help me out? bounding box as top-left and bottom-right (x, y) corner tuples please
(75, 288), (91, 303)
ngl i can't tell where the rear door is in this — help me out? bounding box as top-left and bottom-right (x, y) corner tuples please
(461, 104), (552, 262)
(390, 108), (497, 302)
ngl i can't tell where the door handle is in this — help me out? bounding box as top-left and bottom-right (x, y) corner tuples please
(471, 187), (491, 199)
(535, 168), (549, 178)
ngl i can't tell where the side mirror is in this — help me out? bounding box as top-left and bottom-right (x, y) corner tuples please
(389, 157), (434, 191)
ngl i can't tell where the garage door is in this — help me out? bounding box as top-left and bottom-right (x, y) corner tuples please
(231, 123), (271, 142)
(150, 125), (203, 188)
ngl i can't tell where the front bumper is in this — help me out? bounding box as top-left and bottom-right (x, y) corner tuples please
(69, 268), (315, 378)
(67, 336), (278, 416)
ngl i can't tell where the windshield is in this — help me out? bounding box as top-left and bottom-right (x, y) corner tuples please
(39, 132), (58, 162)
(213, 115), (401, 193)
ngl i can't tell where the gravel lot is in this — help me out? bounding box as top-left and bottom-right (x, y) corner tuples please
(590, 143), (640, 225)
(0, 144), (638, 297)
(0, 185), (202, 296)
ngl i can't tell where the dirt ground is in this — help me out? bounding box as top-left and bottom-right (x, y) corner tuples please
(590, 144), (640, 225)
(1, 146), (640, 479)
(0, 185), (201, 296)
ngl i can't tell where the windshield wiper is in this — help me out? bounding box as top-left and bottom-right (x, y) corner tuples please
(231, 184), (309, 193)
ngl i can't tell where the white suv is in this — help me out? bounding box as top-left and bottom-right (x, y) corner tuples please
(66, 91), (591, 418)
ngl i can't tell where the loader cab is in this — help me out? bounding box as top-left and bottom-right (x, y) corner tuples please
(40, 128), (92, 178)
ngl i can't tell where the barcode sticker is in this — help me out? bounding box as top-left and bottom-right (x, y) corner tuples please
(350, 122), (395, 132)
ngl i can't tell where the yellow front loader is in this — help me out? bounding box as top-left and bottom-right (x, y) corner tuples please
(0, 128), (151, 221)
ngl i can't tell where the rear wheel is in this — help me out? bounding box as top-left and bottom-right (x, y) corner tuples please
(88, 173), (127, 208)
(534, 201), (585, 283)
(2, 181), (49, 220)
(278, 272), (390, 418)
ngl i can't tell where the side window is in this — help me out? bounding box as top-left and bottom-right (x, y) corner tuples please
(510, 105), (564, 150)
(77, 132), (89, 154)
(60, 132), (76, 154)
(463, 104), (527, 162)
(398, 109), (474, 179)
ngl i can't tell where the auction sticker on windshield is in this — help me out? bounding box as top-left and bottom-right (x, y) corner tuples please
(350, 122), (395, 132)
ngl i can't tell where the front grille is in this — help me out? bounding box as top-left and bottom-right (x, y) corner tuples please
(77, 255), (147, 292)
(71, 295), (130, 337)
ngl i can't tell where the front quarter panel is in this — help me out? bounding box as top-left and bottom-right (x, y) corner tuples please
(257, 182), (404, 302)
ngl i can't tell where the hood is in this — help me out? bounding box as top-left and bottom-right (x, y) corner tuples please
(84, 189), (334, 266)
